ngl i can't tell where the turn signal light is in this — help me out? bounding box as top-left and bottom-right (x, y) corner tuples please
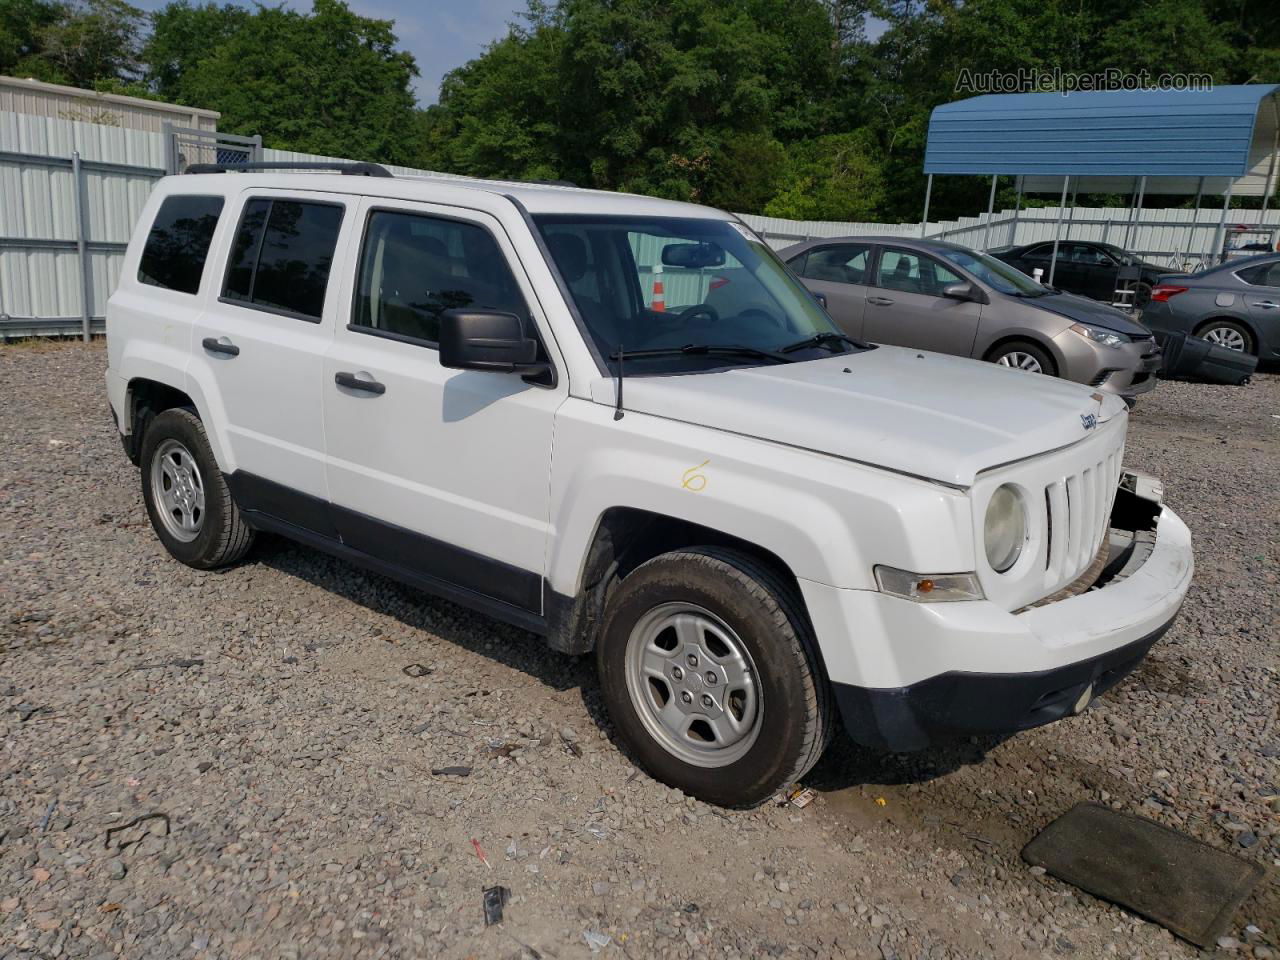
(1150, 284), (1188, 302)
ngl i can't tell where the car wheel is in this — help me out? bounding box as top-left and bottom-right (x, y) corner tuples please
(1195, 319), (1254, 354)
(1132, 282), (1152, 309)
(596, 547), (832, 808)
(987, 340), (1057, 377)
(140, 408), (254, 569)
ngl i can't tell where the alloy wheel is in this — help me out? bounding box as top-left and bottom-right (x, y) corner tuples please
(624, 602), (763, 767)
(996, 351), (1044, 374)
(1201, 326), (1247, 352)
(150, 438), (205, 542)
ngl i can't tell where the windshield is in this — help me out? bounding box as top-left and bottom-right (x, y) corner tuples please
(534, 215), (843, 372)
(936, 247), (1049, 297)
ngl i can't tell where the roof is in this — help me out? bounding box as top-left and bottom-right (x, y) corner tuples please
(925, 85), (1280, 178)
(173, 168), (731, 219)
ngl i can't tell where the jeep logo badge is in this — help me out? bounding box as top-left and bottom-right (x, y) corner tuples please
(1080, 413), (1098, 431)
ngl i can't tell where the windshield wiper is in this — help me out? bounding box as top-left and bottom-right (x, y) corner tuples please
(779, 331), (866, 354)
(607, 344), (792, 364)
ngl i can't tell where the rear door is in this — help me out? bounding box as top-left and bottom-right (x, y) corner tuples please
(189, 190), (351, 530)
(787, 242), (874, 337)
(320, 198), (563, 615)
(862, 247), (982, 356)
(1241, 258), (1280, 325)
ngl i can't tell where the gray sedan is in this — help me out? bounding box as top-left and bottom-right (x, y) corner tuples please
(1140, 253), (1280, 360)
(781, 236), (1161, 402)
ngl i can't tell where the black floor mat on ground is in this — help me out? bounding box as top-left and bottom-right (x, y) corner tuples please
(1022, 802), (1264, 948)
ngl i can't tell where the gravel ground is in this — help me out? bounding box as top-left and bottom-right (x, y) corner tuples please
(1, 340), (1276, 960)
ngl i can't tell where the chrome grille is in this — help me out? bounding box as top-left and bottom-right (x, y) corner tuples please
(1043, 448), (1124, 582)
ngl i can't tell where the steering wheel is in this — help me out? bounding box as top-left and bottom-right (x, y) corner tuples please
(673, 303), (720, 326)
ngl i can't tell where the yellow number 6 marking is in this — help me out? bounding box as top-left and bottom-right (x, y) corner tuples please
(682, 459), (709, 492)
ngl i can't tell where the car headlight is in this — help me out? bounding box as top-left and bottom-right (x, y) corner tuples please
(1069, 322), (1130, 348)
(984, 484), (1027, 573)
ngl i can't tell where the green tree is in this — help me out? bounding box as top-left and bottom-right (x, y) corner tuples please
(0, 0), (144, 87)
(144, 0), (421, 163)
(764, 130), (886, 221)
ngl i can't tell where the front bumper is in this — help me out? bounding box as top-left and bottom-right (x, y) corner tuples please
(1055, 331), (1162, 400)
(800, 491), (1193, 752)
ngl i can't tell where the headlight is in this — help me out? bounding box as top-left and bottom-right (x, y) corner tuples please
(1069, 322), (1130, 348)
(984, 484), (1026, 573)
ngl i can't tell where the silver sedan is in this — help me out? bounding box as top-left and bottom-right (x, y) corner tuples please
(1140, 253), (1280, 360)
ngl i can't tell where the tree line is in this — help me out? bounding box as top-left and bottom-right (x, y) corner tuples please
(2, 0), (1275, 223)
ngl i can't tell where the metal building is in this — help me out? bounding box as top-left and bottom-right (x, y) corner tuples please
(0, 75), (219, 134)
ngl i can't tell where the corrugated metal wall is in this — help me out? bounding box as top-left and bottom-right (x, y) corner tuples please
(740, 205), (1279, 267)
(0, 114), (165, 329)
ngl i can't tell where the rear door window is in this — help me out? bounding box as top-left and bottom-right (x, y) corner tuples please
(799, 244), (873, 284)
(138, 195), (225, 295)
(223, 198), (344, 320)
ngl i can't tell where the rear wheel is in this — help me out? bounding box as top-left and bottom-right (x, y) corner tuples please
(140, 408), (254, 569)
(596, 547), (832, 807)
(987, 340), (1057, 377)
(1195, 319), (1254, 354)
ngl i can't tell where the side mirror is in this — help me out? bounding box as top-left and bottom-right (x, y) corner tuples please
(439, 309), (548, 376)
(942, 282), (982, 303)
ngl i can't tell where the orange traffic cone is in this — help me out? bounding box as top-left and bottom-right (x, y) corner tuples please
(651, 264), (665, 312)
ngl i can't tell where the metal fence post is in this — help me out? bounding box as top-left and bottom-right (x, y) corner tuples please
(920, 174), (933, 239)
(1047, 176), (1069, 286)
(980, 174), (998, 251)
(1214, 180), (1235, 263)
(71, 151), (91, 342)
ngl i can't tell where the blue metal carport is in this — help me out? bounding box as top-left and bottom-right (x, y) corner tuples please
(920, 85), (1280, 279)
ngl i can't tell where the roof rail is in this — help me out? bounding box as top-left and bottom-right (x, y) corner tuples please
(184, 161), (393, 177)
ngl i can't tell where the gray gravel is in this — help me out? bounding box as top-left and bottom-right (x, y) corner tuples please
(1, 341), (1276, 960)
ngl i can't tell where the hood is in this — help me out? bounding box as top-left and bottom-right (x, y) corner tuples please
(590, 347), (1126, 488)
(1032, 291), (1152, 337)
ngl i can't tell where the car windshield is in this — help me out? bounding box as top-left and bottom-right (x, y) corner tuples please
(936, 247), (1048, 297)
(533, 215), (845, 372)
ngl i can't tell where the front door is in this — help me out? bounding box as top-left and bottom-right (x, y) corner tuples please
(789, 242), (875, 337)
(190, 190), (351, 528)
(862, 246), (982, 357)
(321, 199), (564, 615)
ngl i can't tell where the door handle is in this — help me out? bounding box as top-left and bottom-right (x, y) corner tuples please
(201, 336), (239, 357)
(334, 371), (386, 395)
(1256, 301), (1279, 309)
(867, 296), (894, 306)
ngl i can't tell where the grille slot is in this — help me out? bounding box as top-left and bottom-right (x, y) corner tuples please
(1043, 451), (1122, 583)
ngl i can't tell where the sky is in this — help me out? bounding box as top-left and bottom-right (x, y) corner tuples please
(129, 0), (888, 107)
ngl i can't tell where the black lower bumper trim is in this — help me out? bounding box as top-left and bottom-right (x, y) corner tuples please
(832, 616), (1177, 753)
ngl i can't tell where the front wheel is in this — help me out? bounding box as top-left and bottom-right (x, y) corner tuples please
(596, 547), (832, 807)
(987, 340), (1057, 377)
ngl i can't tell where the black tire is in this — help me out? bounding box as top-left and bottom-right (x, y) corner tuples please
(140, 408), (254, 569)
(1132, 282), (1152, 310)
(596, 547), (832, 808)
(1194, 318), (1255, 355)
(986, 339), (1057, 377)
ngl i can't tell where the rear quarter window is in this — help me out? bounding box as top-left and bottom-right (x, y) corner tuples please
(137, 195), (225, 295)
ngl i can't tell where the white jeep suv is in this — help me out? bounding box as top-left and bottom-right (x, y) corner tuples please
(106, 163), (1194, 807)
